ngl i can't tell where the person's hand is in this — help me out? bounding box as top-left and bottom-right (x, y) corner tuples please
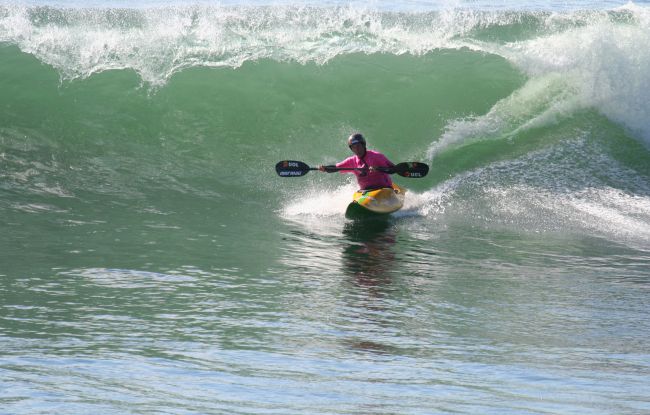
(318, 165), (325, 172)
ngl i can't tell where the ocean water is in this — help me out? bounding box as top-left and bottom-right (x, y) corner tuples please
(1, 0), (650, 413)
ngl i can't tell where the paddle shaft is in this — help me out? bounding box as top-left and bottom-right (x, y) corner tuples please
(276, 160), (429, 178)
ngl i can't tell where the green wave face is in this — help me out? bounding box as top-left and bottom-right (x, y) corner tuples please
(1, 4), (649, 269)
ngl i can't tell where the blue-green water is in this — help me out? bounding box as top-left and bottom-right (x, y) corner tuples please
(1, 2), (650, 413)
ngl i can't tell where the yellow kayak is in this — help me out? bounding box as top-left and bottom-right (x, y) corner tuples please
(345, 183), (406, 218)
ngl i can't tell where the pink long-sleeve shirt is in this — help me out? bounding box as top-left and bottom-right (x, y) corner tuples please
(336, 150), (394, 190)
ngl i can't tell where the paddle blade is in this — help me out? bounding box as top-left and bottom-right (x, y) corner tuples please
(392, 162), (429, 178)
(275, 160), (311, 177)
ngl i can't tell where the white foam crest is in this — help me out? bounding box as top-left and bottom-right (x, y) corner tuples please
(494, 3), (650, 143)
(0, 4), (547, 86)
(426, 4), (650, 153)
(427, 72), (585, 157)
(0, 5), (427, 85)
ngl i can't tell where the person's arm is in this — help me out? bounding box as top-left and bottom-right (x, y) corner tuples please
(319, 157), (358, 173)
(318, 165), (337, 172)
(334, 157), (357, 174)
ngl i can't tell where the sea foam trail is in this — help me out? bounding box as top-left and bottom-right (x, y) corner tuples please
(425, 138), (650, 249)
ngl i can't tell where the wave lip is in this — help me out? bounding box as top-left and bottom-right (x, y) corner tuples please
(0, 5), (457, 85)
(6, 3), (647, 143)
(2, 5), (626, 85)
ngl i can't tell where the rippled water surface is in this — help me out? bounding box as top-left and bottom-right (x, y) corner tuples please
(3, 212), (649, 413)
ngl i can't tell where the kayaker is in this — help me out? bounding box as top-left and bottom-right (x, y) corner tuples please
(319, 133), (395, 190)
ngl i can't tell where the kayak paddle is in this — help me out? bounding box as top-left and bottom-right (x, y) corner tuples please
(275, 160), (429, 178)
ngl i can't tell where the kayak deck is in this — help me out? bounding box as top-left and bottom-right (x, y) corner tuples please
(345, 183), (405, 219)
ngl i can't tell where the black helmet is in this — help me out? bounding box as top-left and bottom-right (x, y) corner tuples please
(347, 133), (366, 147)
